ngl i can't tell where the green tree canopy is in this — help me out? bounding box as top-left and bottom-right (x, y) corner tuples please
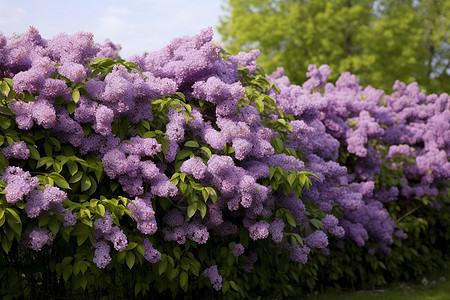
(218, 0), (450, 93)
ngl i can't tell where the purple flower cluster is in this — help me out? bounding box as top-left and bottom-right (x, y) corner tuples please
(2, 166), (39, 204)
(203, 265), (222, 291)
(25, 184), (67, 218)
(127, 195), (157, 235)
(93, 241), (112, 269)
(2, 141), (30, 159)
(143, 238), (161, 263)
(22, 227), (54, 251)
(231, 243), (245, 256)
(94, 211), (128, 254)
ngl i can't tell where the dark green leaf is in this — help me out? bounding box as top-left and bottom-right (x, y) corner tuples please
(180, 271), (188, 291)
(126, 252), (135, 269)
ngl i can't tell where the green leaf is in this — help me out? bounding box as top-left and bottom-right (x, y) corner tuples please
(77, 233), (89, 246)
(49, 172), (70, 190)
(110, 181), (119, 192)
(72, 89), (80, 103)
(134, 283), (141, 296)
(184, 141), (199, 148)
(6, 208), (21, 236)
(169, 268), (179, 281)
(27, 145), (40, 160)
(73, 260), (83, 276)
(310, 219), (323, 230)
(69, 171), (83, 183)
(0, 116), (11, 130)
(67, 161), (78, 176)
(96, 204), (106, 217)
(37, 157), (53, 169)
(81, 175), (91, 192)
(287, 172), (296, 187)
(67, 102), (77, 114)
(187, 203), (197, 219)
(126, 251), (135, 269)
(0, 81), (10, 96)
(5, 136), (13, 146)
(229, 281), (240, 291)
(136, 245), (145, 257)
(285, 210), (297, 227)
(49, 137), (61, 151)
(158, 257), (168, 275)
(62, 257), (73, 265)
(63, 265), (73, 281)
(125, 242), (138, 251)
(180, 271), (188, 291)
(201, 188), (209, 202)
(44, 141), (53, 157)
(1, 236), (12, 253)
(176, 149), (193, 160)
(222, 281), (230, 294)
(117, 251), (127, 262)
(48, 217), (60, 235)
(198, 201), (207, 219)
(255, 94), (265, 113)
(200, 147), (212, 159)
(38, 215), (50, 227)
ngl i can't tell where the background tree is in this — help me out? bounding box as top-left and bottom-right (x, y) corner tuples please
(218, 0), (450, 93)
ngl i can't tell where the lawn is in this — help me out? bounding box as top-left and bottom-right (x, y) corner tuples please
(306, 271), (450, 300)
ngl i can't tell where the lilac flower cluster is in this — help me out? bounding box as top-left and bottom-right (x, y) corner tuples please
(143, 238), (161, 263)
(231, 243), (245, 256)
(25, 184), (67, 218)
(93, 211), (128, 261)
(203, 265), (222, 291)
(127, 195), (157, 235)
(2, 141), (30, 159)
(22, 227), (54, 251)
(2, 166), (39, 204)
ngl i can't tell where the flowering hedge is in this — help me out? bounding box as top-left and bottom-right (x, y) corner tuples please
(0, 27), (448, 298)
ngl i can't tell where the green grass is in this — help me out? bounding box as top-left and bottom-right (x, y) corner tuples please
(306, 271), (450, 300)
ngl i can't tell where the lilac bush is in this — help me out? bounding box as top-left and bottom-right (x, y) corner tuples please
(0, 26), (448, 298)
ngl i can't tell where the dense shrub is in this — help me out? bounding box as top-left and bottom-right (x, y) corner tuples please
(0, 27), (448, 299)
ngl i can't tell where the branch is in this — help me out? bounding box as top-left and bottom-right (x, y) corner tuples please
(395, 203), (424, 223)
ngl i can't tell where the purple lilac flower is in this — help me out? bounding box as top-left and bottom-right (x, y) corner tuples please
(203, 265), (222, 291)
(269, 218), (285, 243)
(2, 166), (39, 204)
(127, 196), (157, 235)
(93, 241), (112, 269)
(2, 141), (30, 159)
(143, 238), (161, 263)
(305, 230), (328, 249)
(289, 244), (310, 264)
(23, 227), (54, 251)
(248, 221), (270, 240)
(180, 157), (208, 180)
(231, 243), (245, 256)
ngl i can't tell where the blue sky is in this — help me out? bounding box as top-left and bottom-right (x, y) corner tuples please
(0, 0), (226, 58)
